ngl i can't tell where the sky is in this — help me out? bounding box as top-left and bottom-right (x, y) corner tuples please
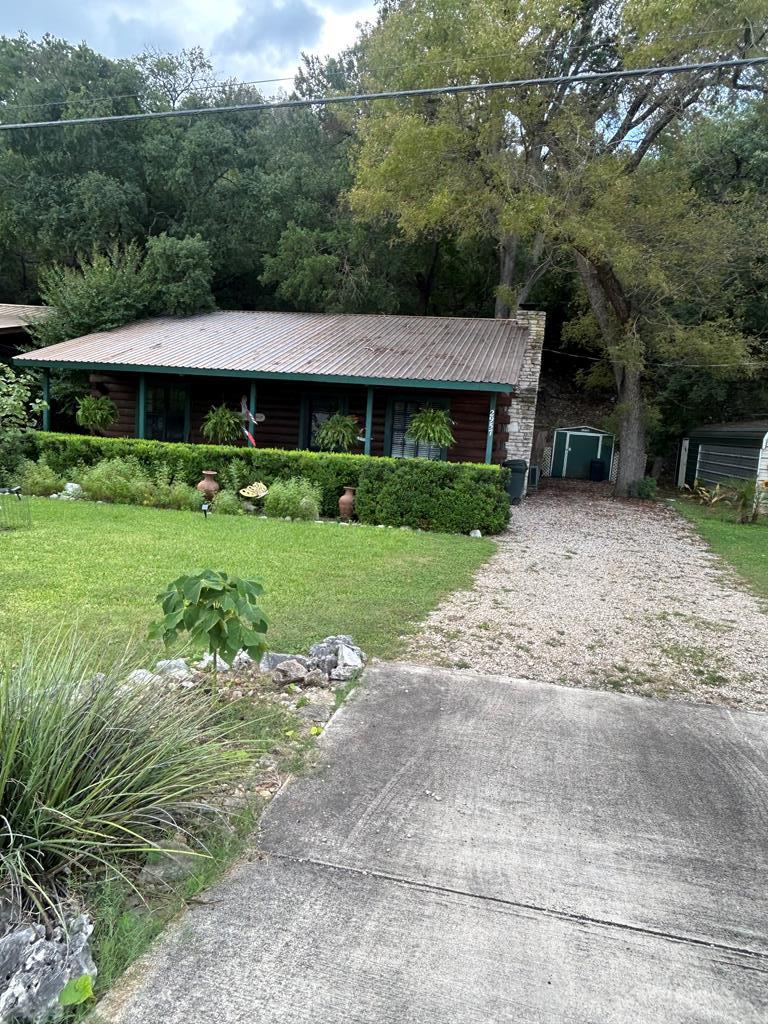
(1, 1), (378, 85)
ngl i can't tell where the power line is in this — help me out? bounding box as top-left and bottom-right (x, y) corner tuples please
(0, 24), (756, 114)
(0, 54), (765, 132)
(543, 347), (766, 369)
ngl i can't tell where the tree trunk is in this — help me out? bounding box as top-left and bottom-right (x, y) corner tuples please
(495, 234), (518, 318)
(415, 240), (440, 315)
(614, 365), (647, 496)
(574, 252), (648, 496)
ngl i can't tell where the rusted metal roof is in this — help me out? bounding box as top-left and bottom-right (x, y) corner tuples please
(14, 310), (535, 391)
(0, 303), (48, 333)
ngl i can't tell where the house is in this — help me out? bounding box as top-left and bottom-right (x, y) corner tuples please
(15, 309), (545, 466)
(0, 303), (48, 360)
(676, 420), (768, 491)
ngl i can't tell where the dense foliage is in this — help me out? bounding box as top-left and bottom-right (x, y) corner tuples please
(263, 477), (322, 520)
(20, 432), (511, 533)
(0, 632), (252, 914)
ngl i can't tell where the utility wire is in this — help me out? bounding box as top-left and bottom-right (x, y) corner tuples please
(0, 55), (766, 131)
(543, 348), (767, 368)
(0, 24), (756, 113)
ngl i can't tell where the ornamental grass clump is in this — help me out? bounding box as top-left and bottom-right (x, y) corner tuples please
(263, 477), (321, 520)
(0, 631), (252, 918)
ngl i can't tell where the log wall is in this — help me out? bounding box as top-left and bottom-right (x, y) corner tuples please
(87, 372), (511, 464)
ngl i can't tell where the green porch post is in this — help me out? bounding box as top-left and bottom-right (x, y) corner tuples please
(248, 380), (257, 447)
(137, 373), (146, 439)
(41, 369), (50, 431)
(485, 392), (497, 464)
(364, 386), (374, 456)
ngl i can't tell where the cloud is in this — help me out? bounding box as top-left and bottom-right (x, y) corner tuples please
(0, 0), (376, 79)
(214, 0), (323, 59)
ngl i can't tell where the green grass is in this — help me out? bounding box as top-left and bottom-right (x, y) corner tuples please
(0, 500), (493, 656)
(673, 499), (768, 600)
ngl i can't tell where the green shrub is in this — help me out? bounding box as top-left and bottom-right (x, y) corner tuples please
(78, 456), (155, 505)
(264, 477), (321, 520)
(212, 490), (244, 515)
(356, 458), (509, 534)
(0, 631), (252, 915)
(25, 433), (511, 534)
(0, 432), (28, 487)
(20, 456), (66, 496)
(156, 480), (202, 511)
(633, 477), (658, 501)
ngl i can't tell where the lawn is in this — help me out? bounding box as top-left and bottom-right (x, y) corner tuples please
(673, 499), (768, 600)
(0, 499), (494, 656)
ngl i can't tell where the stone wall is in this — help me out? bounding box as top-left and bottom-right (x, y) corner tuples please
(504, 310), (546, 481)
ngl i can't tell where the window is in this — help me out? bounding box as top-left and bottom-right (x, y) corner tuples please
(388, 398), (446, 460)
(301, 393), (348, 450)
(145, 383), (188, 442)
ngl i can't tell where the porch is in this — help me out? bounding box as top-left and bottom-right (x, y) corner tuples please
(84, 371), (510, 464)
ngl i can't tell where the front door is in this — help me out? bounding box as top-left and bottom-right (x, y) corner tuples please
(564, 432), (600, 479)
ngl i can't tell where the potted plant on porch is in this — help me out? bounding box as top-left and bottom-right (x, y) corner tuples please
(406, 406), (455, 450)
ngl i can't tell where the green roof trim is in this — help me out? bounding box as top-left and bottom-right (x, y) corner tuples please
(13, 356), (516, 394)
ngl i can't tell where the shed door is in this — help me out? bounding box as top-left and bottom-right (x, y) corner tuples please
(564, 432), (601, 479)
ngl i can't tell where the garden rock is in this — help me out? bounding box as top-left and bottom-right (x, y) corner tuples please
(63, 482), (83, 498)
(272, 659), (309, 685)
(303, 668), (329, 688)
(259, 652), (298, 673)
(0, 914), (95, 1024)
(195, 653), (230, 672)
(232, 649), (254, 670)
(155, 658), (193, 684)
(469, 529), (482, 538)
(125, 668), (162, 687)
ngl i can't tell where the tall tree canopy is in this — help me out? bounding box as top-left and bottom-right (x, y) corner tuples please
(350, 0), (768, 491)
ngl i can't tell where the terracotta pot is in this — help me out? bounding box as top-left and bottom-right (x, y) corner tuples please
(338, 486), (356, 521)
(196, 470), (220, 500)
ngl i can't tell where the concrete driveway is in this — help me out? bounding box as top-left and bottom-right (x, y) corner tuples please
(95, 664), (768, 1023)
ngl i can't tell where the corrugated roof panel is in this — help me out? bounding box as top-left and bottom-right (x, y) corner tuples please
(14, 309), (537, 388)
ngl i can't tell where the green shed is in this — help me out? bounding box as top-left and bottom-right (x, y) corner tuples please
(550, 425), (615, 480)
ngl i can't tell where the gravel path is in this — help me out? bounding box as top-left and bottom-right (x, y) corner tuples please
(407, 491), (768, 711)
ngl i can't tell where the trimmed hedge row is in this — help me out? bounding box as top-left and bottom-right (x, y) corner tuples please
(22, 432), (511, 535)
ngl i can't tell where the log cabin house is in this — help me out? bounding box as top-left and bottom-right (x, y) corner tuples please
(15, 309), (545, 466)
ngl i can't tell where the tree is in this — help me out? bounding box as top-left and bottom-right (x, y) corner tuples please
(32, 235), (216, 348)
(350, 0), (768, 493)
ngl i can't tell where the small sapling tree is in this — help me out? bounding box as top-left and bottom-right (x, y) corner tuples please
(150, 570), (268, 693)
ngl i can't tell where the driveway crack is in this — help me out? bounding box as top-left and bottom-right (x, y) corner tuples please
(267, 849), (768, 965)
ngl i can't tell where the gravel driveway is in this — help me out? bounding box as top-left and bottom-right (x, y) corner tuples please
(407, 491), (768, 711)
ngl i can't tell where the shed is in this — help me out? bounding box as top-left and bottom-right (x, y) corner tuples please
(676, 420), (768, 488)
(549, 425), (615, 480)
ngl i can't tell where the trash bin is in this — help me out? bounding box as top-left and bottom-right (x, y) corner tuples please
(589, 458), (607, 482)
(528, 465), (540, 492)
(502, 459), (528, 505)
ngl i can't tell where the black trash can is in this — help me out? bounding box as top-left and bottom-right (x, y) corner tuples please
(589, 458), (607, 482)
(502, 459), (528, 505)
